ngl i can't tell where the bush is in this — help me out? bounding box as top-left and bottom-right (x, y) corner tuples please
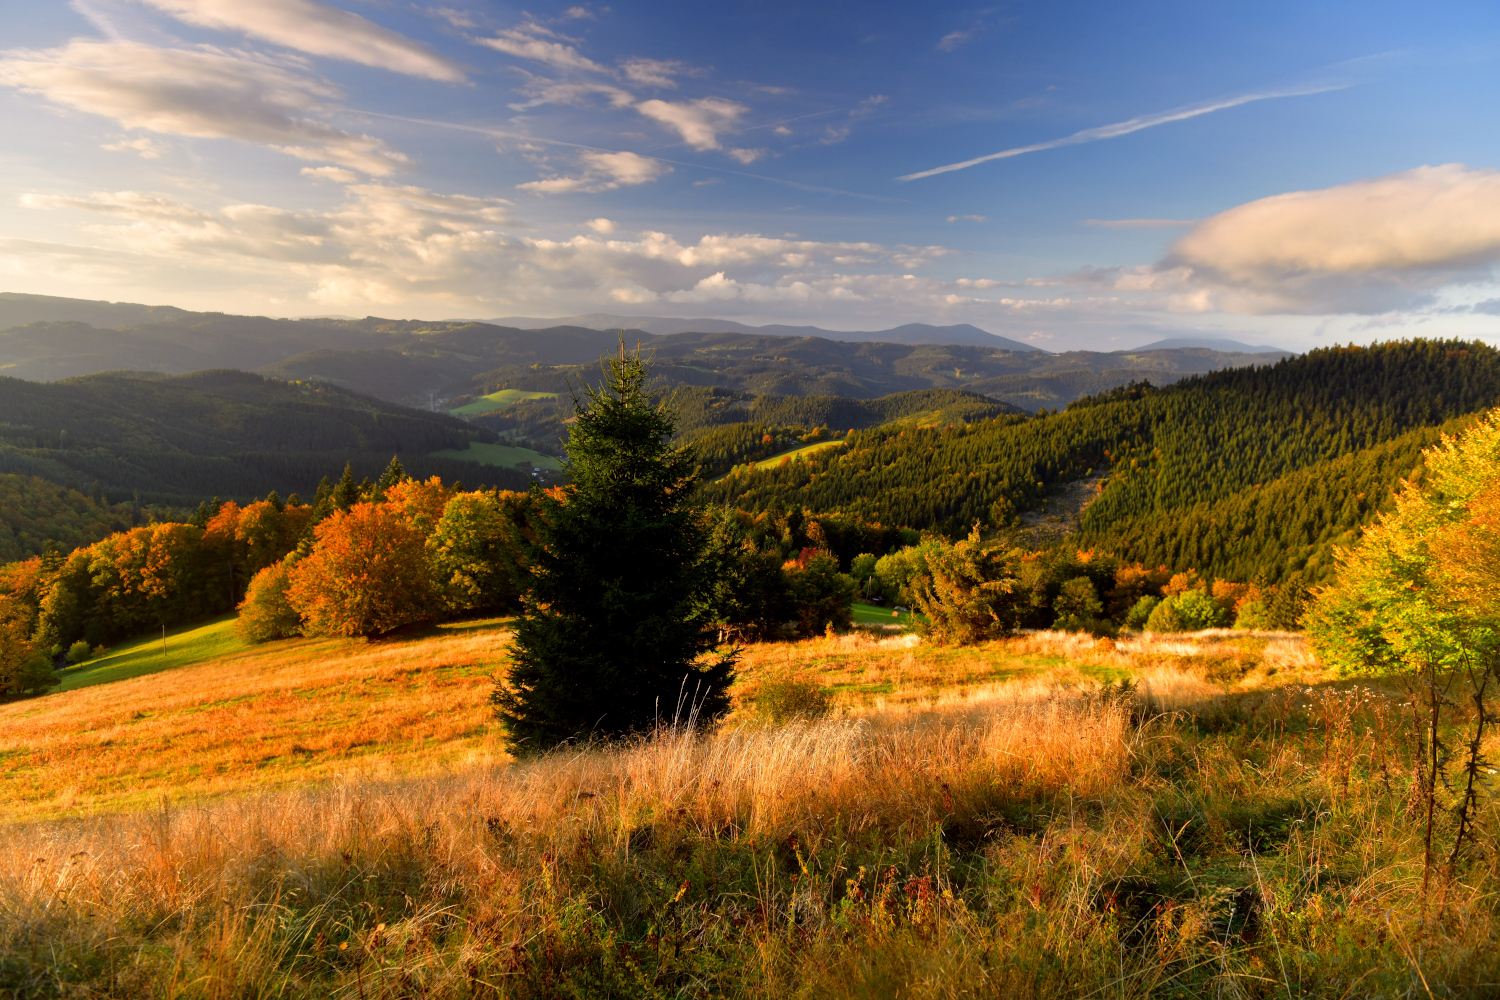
(65, 640), (92, 665)
(752, 677), (833, 723)
(1175, 589), (1229, 630)
(1053, 576), (1112, 635)
(911, 529), (1022, 645)
(1233, 600), (1271, 630)
(236, 562), (302, 642)
(1125, 595), (1160, 630)
(1145, 590), (1226, 633)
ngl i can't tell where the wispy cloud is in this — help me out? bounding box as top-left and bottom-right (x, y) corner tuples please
(137, 0), (466, 82)
(898, 81), (1350, 181)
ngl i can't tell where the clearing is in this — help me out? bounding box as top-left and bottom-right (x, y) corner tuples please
(429, 440), (563, 470)
(448, 388), (558, 416)
(58, 614), (246, 691)
(751, 438), (846, 470)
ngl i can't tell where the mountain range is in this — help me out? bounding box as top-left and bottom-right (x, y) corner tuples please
(482, 314), (1043, 350)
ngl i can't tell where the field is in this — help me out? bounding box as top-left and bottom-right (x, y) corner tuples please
(751, 438), (847, 469)
(429, 440), (563, 470)
(4, 627), (1499, 997)
(851, 601), (913, 627)
(449, 389), (559, 416)
(57, 614), (245, 691)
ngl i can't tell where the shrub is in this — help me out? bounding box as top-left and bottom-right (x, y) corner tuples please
(236, 562), (302, 643)
(0, 596), (56, 698)
(1144, 598), (1184, 633)
(1175, 589), (1229, 630)
(1233, 600), (1271, 630)
(911, 529), (1022, 645)
(1145, 590), (1226, 633)
(752, 677), (833, 723)
(1053, 576), (1113, 635)
(1125, 595), (1160, 630)
(65, 640), (91, 665)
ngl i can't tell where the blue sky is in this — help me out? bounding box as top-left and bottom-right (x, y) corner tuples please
(1, 0), (1498, 350)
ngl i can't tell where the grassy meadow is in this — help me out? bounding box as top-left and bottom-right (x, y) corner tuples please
(4, 626), (1500, 997)
(429, 441), (564, 471)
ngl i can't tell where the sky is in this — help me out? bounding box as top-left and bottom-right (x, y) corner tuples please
(1, 0), (1499, 351)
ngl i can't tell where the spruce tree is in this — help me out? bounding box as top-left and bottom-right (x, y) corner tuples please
(376, 455), (408, 496)
(494, 344), (735, 751)
(331, 464), (360, 511)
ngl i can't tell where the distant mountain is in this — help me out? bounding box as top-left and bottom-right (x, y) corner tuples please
(1132, 337), (1288, 353)
(485, 314), (1044, 351)
(0, 292), (194, 330)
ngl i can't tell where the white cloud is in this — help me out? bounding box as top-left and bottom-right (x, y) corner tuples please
(135, 0), (465, 81)
(301, 165), (359, 183)
(900, 81), (1349, 181)
(509, 76), (634, 110)
(635, 97), (747, 150)
(0, 39), (408, 175)
(586, 217), (615, 234)
(1158, 163), (1500, 313)
(946, 214), (986, 222)
(620, 57), (687, 88)
(725, 147), (764, 164)
(477, 26), (606, 73)
(937, 29), (975, 52)
(773, 125), (792, 136)
(517, 150), (670, 194)
(102, 135), (167, 158)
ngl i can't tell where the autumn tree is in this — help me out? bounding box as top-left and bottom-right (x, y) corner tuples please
(495, 344), (735, 751)
(285, 501), (439, 637)
(0, 594), (55, 698)
(427, 490), (531, 614)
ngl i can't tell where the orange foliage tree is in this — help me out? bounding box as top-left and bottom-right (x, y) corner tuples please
(285, 501), (439, 637)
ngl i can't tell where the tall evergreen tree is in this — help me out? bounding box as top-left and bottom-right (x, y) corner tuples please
(331, 464), (360, 512)
(376, 455), (408, 496)
(494, 343), (735, 751)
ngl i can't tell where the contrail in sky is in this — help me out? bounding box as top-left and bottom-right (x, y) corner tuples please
(897, 82), (1350, 181)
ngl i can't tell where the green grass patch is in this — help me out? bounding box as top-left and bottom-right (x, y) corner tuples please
(852, 601), (913, 626)
(429, 441), (563, 470)
(750, 439), (846, 470)
(59, 615), (246, 691)
(449, 389), (558, 415)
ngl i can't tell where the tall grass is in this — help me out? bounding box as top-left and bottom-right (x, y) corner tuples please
(4, 666), (1498, 997)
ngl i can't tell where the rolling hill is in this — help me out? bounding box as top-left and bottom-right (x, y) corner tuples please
(0, 369), (523, 506)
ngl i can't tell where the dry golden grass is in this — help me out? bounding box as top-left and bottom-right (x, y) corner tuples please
(731, 627), (1326, 716)
(2, 686), (1137, 995)
(0, 620), (512, 822)
(2, 623), (1326, 824)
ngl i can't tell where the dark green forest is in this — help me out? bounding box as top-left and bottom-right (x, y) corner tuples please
(0, 370), (526, 505)
(703, 341), (1500, 578)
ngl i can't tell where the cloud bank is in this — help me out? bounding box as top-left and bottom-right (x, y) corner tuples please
(1158, 163), (1500, 313)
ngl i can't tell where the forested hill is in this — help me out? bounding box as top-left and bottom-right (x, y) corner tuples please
(700, 340), (1500, 555)
(0, 370), (523, 506)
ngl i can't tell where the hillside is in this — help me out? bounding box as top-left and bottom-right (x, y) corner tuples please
(0, 474), (140, 561)
(0, 370), (523, 505)
(703, 341), (1500, 574)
